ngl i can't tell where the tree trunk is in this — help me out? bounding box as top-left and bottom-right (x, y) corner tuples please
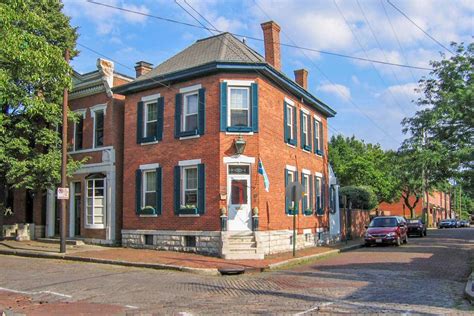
(0, 173), (6, 241)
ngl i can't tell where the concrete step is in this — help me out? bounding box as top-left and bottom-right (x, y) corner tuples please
(227, 240), (256, 246)
(228, 236), (255, 243)
(37, 238), (85, 246)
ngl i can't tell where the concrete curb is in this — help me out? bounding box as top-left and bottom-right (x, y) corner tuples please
(465, 271), (474, 305)
(266, 243), (364, 270)
(0, 249), (220, 276)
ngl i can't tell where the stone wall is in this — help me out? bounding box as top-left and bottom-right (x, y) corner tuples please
(122, 230), (221, 256)
(255, 229), (330, 255)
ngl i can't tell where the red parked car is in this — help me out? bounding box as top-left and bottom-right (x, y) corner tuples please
(365, 216), (408, 247)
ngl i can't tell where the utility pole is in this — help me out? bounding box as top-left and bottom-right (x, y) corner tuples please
(459, 186), (462, 219)
(59, 49), (70, 254)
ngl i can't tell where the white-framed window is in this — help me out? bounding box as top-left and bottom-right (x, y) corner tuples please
(228, 86), (250, 127)
(91, 105), (106, 148)
(302, 113), (309, 146)
(287, 170), (296, 210)
(142, 170), (157, 209)
(182, 91), (199, 132)
(302, 173), (310, 209)
(86, 177), (106, 228)
(73, 110), (86, 151)
(286, 105), (294, 140)
(182, 166), (198, 208)
(144, 101), (158, 138)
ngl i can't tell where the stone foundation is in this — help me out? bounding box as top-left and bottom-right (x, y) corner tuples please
(255, 229), (329, 255)
(122, 230), (221, 256)
(3, 223), (35, 241)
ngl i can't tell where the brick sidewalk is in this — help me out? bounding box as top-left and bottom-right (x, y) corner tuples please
(0, 239), (363, 272)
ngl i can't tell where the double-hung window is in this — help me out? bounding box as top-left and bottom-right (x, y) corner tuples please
(74, 110), (85, 151)
(315, 175), (323, 215)
(135, 164), (162, 216)
(91, 106), (105, 148)
(300, 111), (311, 151)
(174, 162), (205, 215)
(285, 168), (298, 215)
(175, 86), (205, 138)
(314, 118), (323, 156)
(220, 81), (258, 133)
(86, 176), (105, 228)
(144, 101), (158, 139)
(302, 171), (313, 215)
(284, 101), (297, 145)
(137, 95), (164, 143)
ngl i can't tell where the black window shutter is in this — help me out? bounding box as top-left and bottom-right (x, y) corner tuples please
(283, 103), (289, 143)
(137, 101), (144, 144)
(198, 88), (206, 135)
(175, 93), (182, 138)
(292, 107), (297, 146)
(220, 82), (228, 131)
(198, 163), (205, 215)
(320, 122), (324, 156)
(309, 174), (314, 213)
(251, 83), (258, 132)
(294, 171), (299, 213)
(308, 114), (312, 151)
(301, 172), (306, 210)
(155, 167), (162, 215)
(313, 119), (318, 153)
(322, 176), (326, 212)
(300, 110), (304, 148)
(174, 166), (181, 215)
(157, 97), (164, 141)
(285, 169), (289, 214)
(135, 169), (142, 213)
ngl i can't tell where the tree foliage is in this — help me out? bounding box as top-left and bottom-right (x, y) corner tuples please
(402, 42), (474, 198)
(0, 0), (78, 190)
(329, 135), (400, 204)
(339, 186), (378, 210)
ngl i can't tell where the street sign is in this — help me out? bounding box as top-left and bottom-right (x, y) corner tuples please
(285, 181), (304, 204)
(57, 187), (69, 200)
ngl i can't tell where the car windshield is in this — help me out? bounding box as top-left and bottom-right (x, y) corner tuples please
(369, 218), (398, 227)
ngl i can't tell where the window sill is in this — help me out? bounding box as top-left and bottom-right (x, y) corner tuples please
(140, 141), (159, 146)
(84, 224), (105, 229)
(68, 146), (113, 154)
(178, 214), (200, 217)
(286, 143), (296, 149)
(225, 131), (254, 135)
(302, 149), (312, 154)
(180, 135), (200, 140)
(139, 214), (158, 218)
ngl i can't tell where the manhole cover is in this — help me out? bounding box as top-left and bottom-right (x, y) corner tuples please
(218, 267), (245, 275)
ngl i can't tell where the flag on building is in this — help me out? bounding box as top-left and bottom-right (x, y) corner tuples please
(258, 158), (270, 192)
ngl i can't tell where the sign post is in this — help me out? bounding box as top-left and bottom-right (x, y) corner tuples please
(285, 181), (304, 257)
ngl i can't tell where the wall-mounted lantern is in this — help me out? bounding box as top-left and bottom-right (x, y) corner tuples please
(234, 135), (246, 155)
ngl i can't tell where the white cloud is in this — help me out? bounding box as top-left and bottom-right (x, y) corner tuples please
(122, 4), (150, 23)
(318, 83), (351, 102)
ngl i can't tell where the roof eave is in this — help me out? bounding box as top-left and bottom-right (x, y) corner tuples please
(112, 62), (336, 117)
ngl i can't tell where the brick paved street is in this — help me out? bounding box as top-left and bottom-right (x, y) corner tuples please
(1, 228), (473, 315)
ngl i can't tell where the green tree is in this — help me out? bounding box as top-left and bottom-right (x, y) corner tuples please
(329, 135), (400, 205)
(0, 0), (79, 239)
(402, 42), (474, 198)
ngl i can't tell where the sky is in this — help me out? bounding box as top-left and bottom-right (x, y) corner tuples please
(63, 0), (473, 150)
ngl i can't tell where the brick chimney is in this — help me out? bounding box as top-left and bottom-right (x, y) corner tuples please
(261, 21), (281, 70)
(134, 61), (153, 78)
(294, 69), (308, 89)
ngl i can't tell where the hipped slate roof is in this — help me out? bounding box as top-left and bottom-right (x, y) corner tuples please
(114, 32), (336, 117)
(137, 32), (266, 81)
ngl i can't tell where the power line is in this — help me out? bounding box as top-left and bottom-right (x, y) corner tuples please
(254, 0), (402, 144)
(386, 0), (454, 55)
(85, 0), (432, 71)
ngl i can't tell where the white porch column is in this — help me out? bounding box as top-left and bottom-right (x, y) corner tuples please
(45, 189), (55, 237)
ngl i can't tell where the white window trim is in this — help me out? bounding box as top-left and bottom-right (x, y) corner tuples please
(287, 169), (296, 214)
(286, 104), (294, 140)
(141, 93), (161, 103)
(223, 155), (255, 164)
(143, 100), (158, 138)
(140, 140), (159, 146)
(179, 159), (202, 167)
(315, 172), (323, 177)
(286, 165), (297, 172)
(182, 91), (199, 132)
(227, 86), (251, 128)
(302, 173), (310, 209)
(286, 143), (296, 149)
(225, 132), (254, 136)
(179, 84), (202, 94)
(302, 113), (309, 145)
(284, 97), (295, 106)
(74, 109), (87, 118)
(85, 178), (106, 229)
(302, 168), (311, 175)
(313, 114), (322, 122)
(180, 134), (200, 140)
(139, 163), (160, 170)
(91, 106), (106, 148)
(223, 79), (254, 87)
(181, 166), (198, 209)
(301, 107), (310, 115)
(315, 120), (321, 153)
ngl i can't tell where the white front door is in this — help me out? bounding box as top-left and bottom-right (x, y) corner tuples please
(227, 165), (252, 231)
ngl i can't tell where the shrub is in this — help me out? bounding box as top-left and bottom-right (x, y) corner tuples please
(339, 186), (378, 210)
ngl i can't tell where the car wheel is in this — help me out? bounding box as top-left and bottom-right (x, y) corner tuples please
(403, 236), (408, 244)
(420, 230), (424, 237)
(424, 230), (427, 236)
(396, 237), (401, 246)
(365, 243), (371, 247)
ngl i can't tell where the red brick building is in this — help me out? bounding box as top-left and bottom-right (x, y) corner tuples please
(3, 59), (133, 244)
(115, 21), (337, 258)
(378, 191), (452, 226)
